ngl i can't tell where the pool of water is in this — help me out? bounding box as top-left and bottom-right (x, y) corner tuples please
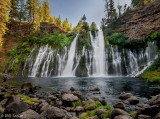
(8, 77), (160, 107)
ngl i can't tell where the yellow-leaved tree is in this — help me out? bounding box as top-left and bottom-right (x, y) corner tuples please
(0, 0), (10, 47)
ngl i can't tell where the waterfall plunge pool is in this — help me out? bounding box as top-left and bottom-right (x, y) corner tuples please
(8, 77), (160, 110)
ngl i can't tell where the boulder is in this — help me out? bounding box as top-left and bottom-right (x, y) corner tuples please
(85, 104), (96, 111)
(113, 103), (125, 109)
(136, 105), (160, 117)
(111, 108), (130, 119)
(154, 112), (160, 119)
(20, 109), (40, 119)
(5, 95), (20, 107)
(90, 87), (100, 91)
(40, 106), (72, 119)
(119, 92), (132, 100)
(37, 100), (49, 113)
(138, 114), (152, 119)
(114, 115), (133, 119)
(100, 99), (107, 105)
(5, 102), (28, 115)
(62, 94), (79, 102)
(126, 96), (139, 105)
(48, 95), (57, 100)
(82, 99), (95, 106)
(70, 87), (77, 91)
(148, 94), (160, 106)
(21, 82), (35, 90)
(75, 106), (83, 112)
(72, 92), (83, 99)
(96, 109), (107, 116)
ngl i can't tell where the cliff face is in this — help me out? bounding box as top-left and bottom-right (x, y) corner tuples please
(7, 21), (67, 36)
(119, 0), (160, 41)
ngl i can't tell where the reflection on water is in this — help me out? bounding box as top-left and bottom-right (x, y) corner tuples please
(8, 77), (160, 105)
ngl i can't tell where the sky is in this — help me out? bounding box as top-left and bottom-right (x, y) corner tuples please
(40, 0), (131, 28)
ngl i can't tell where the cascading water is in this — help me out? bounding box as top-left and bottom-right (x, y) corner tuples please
(61, 34), (79, 77)
(90, 31), (106, 77)
(7, 31), (158, 78)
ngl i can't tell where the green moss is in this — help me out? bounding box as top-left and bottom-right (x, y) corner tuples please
(20, 95), (39, 104)
(130, 111), (137, 118)
(72, 99), (82, 108)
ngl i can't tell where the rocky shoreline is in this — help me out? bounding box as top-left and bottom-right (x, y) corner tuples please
(0, 82), (159, 119)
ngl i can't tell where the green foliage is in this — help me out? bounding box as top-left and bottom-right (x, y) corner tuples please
(107, 33), (127, 45)
(139, 55), (160, 83)
(81, 101), (112, 119)
(78, 32), (91, 51)
(72, 99), (82, 108)
(9, 49), (17, 57)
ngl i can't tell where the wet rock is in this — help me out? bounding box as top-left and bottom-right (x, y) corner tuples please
(119, 92), (132, 100)
(30, 102), (39, 110)
(138, 114), (152, 119)
(113, 103), (125, 109)
(0, 107), (4, 114)
(96, 109), (107, 116)
(100, 99), (107, 105)
(90, 87), (100, 91)
(48, 95), (57, 100)
(89, 97), (99, 101)
(0, 99), (7, 107)
(154, 112), (160, 119)
(37, 100), (49, 113)
(5, 95), (20, 107)
(126, 96), (139, 105)
(21, 82), (35, 90)
(55, 99), (63, 107)
(88, 116), (99, 119)
(20, 109), (40, 119)
(65, 107), (75, 112)
(5, 102), (29, 115)
(40, 105), (72, 119)
(111, 108), (130, 119)
(62, 94), (79, 107)
(71, 117), (79, 119)
(75, 106), (83, 112)
(62, 94), (79, 102)
(85, 104), (96, 110)
(148, 94), (160, 105)
(72, 92), (83, 99)
(82, 99), (95, 106)
(70, 87), (77, 91)
(136, 105), (159, 117)
(114, 115), (133, 119)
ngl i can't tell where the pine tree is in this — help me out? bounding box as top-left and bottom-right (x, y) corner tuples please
(77, 19), (83, 32)
(82, 14), (86, 23)
(55, 16), (62, 27)
(9, 0), (18, 20)
(117, 4), (122, 17)
(39, 2), (44, 22)
(0, 0), (10, 46)
(109, 0), (116, 21)
(43, 0), (51, 22)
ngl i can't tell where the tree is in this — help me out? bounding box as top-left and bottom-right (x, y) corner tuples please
(0, 0), (10, 46)
(62, 18), (69, 31)
(117, 4), (122, 17)
(9, 0), (18, 20)
(43, 0), (51, 22)
(49, 16), (55, 23)
(90, 22), (97, 31)
(82, 14), (86, 23)
(55, 16), (62, 27)
(131, 0), (153, 8)
(77, 19), (83, 32)
(17, 0), (26, 22)
(39, 2), (44, 22)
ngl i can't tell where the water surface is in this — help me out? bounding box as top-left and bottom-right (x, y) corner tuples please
(9, 77), (160, 107)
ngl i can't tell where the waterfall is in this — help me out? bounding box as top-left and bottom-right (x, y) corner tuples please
(90, 31), (106, 77)
(8, 31), (158, 77)
(61, 34), (79, 77)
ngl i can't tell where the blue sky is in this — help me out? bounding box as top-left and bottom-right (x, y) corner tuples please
(40, 0), (131, 28)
